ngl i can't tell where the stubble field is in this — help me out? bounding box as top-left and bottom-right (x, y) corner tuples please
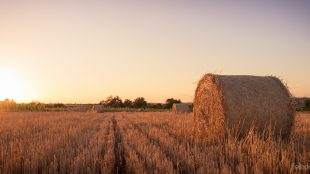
(0, 112), (309, 174)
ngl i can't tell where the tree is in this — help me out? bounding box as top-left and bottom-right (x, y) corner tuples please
(123, 99), (133, 108)
(147, 103), (163, 109)
(101, 96), (123, 108)
(165, 98), (181, 109)
(133, 97), (147, 108)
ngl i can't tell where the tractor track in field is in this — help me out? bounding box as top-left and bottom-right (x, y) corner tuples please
(129, 121), (195, 174)
(112, 117), (127, 174)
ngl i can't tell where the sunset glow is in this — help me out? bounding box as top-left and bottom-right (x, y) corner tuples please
(0, 69), (25, 101)
(0, 1), (309, 103)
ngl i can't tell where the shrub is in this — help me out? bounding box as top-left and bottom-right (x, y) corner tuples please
(305, 100), (310, 108)
(54, 103), (66, 108)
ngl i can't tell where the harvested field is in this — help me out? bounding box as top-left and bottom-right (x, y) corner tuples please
(0, 112), (309, 173)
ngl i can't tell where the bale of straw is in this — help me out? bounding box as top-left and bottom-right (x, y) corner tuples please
(93, 105), (104, 113)
(194, 74), (295, 140)
(172, 103), (191, 113)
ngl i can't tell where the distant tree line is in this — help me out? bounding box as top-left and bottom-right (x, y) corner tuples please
(304, 100), (310, 111)
(0, 99), (66, 112)
(99, 96), (182, 109)
(306, 100), (310, 108)
(295, 98), (310, 111)
(0, 99), (46, 111)
(0, 96), (184, 112)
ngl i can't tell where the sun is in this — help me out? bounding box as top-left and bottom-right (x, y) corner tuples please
(0, 69), (26, 102)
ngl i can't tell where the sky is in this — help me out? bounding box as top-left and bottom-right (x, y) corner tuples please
(0, 0), (309, 103)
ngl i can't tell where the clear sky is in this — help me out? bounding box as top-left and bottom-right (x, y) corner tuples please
(0, 0), (309, 103)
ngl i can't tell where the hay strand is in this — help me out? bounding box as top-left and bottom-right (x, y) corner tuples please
(194, 74), (295, 140)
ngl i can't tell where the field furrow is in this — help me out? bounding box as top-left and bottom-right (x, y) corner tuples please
(112, 117), (127, 174)
(0, 112), (309, 173)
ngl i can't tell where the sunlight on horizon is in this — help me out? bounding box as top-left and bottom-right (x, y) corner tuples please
(0, 68), (34, 102)
(0, 1), (309, 103)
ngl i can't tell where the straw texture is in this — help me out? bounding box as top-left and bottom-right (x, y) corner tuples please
(194, 74), (295, 140)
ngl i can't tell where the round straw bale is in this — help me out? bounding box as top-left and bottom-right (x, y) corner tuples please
(172, 103), (191, 113)
(194, 74), (295, 140)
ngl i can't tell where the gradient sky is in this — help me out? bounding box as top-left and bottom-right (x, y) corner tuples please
(0, 0), (309, 103)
